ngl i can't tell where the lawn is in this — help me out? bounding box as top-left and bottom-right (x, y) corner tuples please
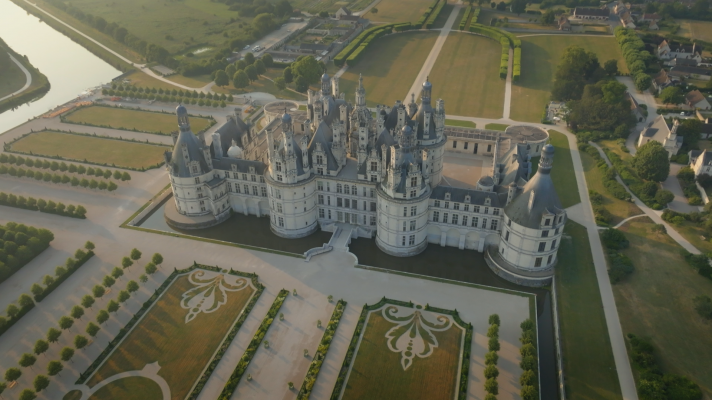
(556, 221), (623, 400)
(86, 271), (256, 400)
(510, 36), (628, 123)
(429, 33), (505, 119)
(430, 4), (455, 29)
(445, 119), (476, 128)
(341, 307), (463, 400)
(484, 123), (509, 130)
(677, 19), (712, 43)
(120, 71), (188, 92)
(529, 130), (581, 208)
(614, 218), (712, 398)
(0, 50), (26, 99)
(369, 0), (435, 24)
(10, 131), (170, 169)
(581, 149), (642, 225)
(87, 377), (163, 400)
(212, 75), (307, 101)
(64, 105), (213, 134)
(167, 74), (212, 89)
(339, 31), (439, 107)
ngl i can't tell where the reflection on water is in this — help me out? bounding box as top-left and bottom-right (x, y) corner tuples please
(0, 1), (120, 133)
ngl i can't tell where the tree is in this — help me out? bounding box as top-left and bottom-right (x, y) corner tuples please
(6, 304), (19, 319)
(551, 46), (601, 101)
(107, 300), (119, 314)
(291, 56), (321, 84)
(660, 86), (684, 105)
(214, 70), (229, 87)
(693, 295), (712, 319)
(60, 347), (74, 363)
(4, 367), (21, 382)
(18, 353), (36, 369)
(233, 70), (249, 89)
(70, 305), (84, 320)
(371, 7), (378, 13)
(92, 285), (106, 298)
(58, 316), (73, 331)
(74, 335), (88, 350)
(145, 262), (158, 275)
(118, 290), (130, 303)
(245, 65), (258, 81)
(102, 275), (115, 288)
(96, 310), (110, 325)
(634, 73), (652, 91)
(130, 248), (142, 261)
(111, 266), (124, 280)
(121, 172), (131, 181)
(510, 0), (526, 14)
(604, 59), (618, 76)
(633, 141), (670, 182)
(151, 253), (163, 266)
(33, 375), (49, 392)
(0, 381), (5, 398)
(139, 274), (148, 283)
(18, 294), (33, 309)
(244, 52), (255, 65)
(541, 10), (555, 25)
(47, 360), (63, 377)
(19, 389), (36, 400)
(81, 295), (95, 309)
(30, 283), (44, 298)
(275, 77), (286, 91)
(254, 59), (266, 75)
(86, 322), (100, 337)
(295, 75), (308, 92)
(47, 328), (61, 343)
(678, 118), (703, 149)
(521, 385), (539, 400)
(485, 378), (499, 395)
(283, 67), (293, 84)
(33, 340), (49, 358)
(84, 241), (95, 251)
(121, 256), (133, 269)
(126, 280), (139, 294)
(318, 10), (329, 17)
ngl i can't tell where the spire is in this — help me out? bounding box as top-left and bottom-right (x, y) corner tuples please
(421, 77), (432, 105)
(176, 104), (190, 131)
(537, 144), (555, 174)
(356, 73), (366, 107)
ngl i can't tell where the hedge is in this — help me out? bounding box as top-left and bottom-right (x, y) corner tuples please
(0, 153), (131, 181)
(425, 0), (447, 29)
(0, 166), (118, 192)
(0, 192), (87, 219)
(513, 47), (522, 81)
(34, 250), (94, 302)
(394, 22), (414, 32)
(519, 319), (539, 399)
(297, 299), (347, 399)
(416, 0), (441, 28)
(218, 288), (289, 399)
(345, 25), (396, 66)
(329, 297), (473, 399)
(459, 6), (472, 30)
(334, 24), (396, 67)
(0, 222), (54, 285)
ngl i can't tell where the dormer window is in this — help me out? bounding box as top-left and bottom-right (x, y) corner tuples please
(464, 195), (471, 203)
(317, 155), (324, 165)
(545, 218), (551, 226)
(445, 193), (451, 200)
(191, 166), (198, 174)
(411, 177), (417, 187)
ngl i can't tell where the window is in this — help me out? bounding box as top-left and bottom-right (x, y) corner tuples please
(370, 189), (375, 198)
(275, 189), (281, 199)
(327, 196), (331, 205)
(363, 215), (367, 225)
(474, 206), (480, 213)
(491, 220), (498, 230)
(410, 190), (416, 198)
(452, 214), (458, 224)
(505, 230), (510, 241)
(538, 242), (546, 252)
(235, 183), (240, 193)
(277, 203), (283, 213)
(278, 217), (284, 227)
(434, 200), (441, 207)
(318, 181), (324, 191)
(351, 214), (357, 224)
(276, 162), (282, 172)
(402, 221), (407, 231)
(482, 218), (487, 229)
(410, 220), (416, 231)
(545, 218), (551, 226)
(352, 186), (358, 195)
(535, 257), (542, 267)
(409, 235), (415, 245)
(194, 177), (200, 184)
(260, 176), (265, 183)
(192, 166), (198, 174)
(319, 208), (324, 218)
(252, 186), (258, 196)
(370, 216), (376, 225)
(410, 177), (417, 187)
(403, 207), (408, 217)
(371, 202), (376, 212)
(462, 216), (468, 226)
(337, 184), (343, 193)
(316, 155), (324, 164)
(433, 211), (440, 222)
(464, 205), (469, 212)
(453, 141), (457, 148)
(371, 175), (377, 182)
(410, 206), (417, 216)
(242, 173), (248, 180)
(551, 239), (557, 250)
(548, 254), (553, 265)
(464, 142), (469, 150)
(251, 175), (256, 182)
(542, 230), (549, 237)
(558, 215), (563, 224)
(345, 198), (350, 208)
(507, 218), (511, 227)
(337, 198), (343, 207)
(337, 211), (343, 222)
(472, 217), (479, 227)
(370, 161), (378, 172)
(484, 207), (489, 214)
(277, 174), (283, 182)
(444, 202), (449, 209)
(555, 227), (560, 235)
(261, 187), (267, 197)
(352, 201), (358, 210)
(318, 195), (324, 204)
(443, 213), (449, 223)
(244, 184), (249, 194)
(454, 203), (460, 210)
(328, 209), (332, 219)
(493, 209), (500, 216)
(344, 185), (350, 195)
(317, 167), (323, 175)
(402, 236), (406, 246)
(487, 144), (492, 152)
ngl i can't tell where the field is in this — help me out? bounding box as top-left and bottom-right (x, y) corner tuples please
(0, 50), (26, 99)
(64, 105), (213, 134)
(369, 0), (435, 24)
(614, 219), (712, 398)
(484, 123), (509, 130)
(284, 0), (372, 14)
(510, 36), (628, 123)
(677, 19), (712, 43)
(556, 221), (623, 400)
(445, 119), (476, 128)
(339, 32), (439, 107)
(87, 377), (164, 400)
(10, 131), (170, 169)
(167, 74), (212, 89)
(547, 130), (580, 208)
(340, 307), (463, 400)
(581, 150), (642, 225)
(85, 271), (256, 400)
(429, 33), (505, 119)
(119, 71), (189, 92)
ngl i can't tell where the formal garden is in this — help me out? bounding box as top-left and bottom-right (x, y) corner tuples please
(7, 130), (170, 170)
(334, 298), (472, 400)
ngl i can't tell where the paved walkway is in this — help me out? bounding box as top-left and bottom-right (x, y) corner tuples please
(503, 47), (513, 119)
(596, 214), (647, 230)
(403, 4), (462, 103)
(0, 53), (32, 102)
(663, 163), (701, 214)
(616, 77), (658, 155)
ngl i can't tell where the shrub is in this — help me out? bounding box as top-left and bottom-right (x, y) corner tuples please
(601, 228), (629, 250)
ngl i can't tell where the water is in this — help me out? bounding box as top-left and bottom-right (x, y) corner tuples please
(0, 0), (120, 134)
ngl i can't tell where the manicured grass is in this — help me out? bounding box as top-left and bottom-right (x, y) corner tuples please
(167, 73), (212, 89)
(548, 130), (580, 208)
(87, 377), (163, 400)
(510, 36), (628, 123)
(581, 149), (642, 225)
(615, 218), (712, 398)
(666, 221), (712, 254)
(339, 32), (439, 107)
(10, 131), (170, 169)
(484, 123), (509, 130)
(86, 273), (255, 400)
(0, 38), (50, 112)
(341, 310), (462, 399)
(120, 70), (187, 91)
(445, 119), (476, 128)
(677, 19), (712, 42)
(369, 0), (435, 24)
(598, 139), (633, 163)
(0, 50), (27, 98)
(430, 4), (455, 29)
(556, 221), (623, 400)
(429, 33), (505, 119)
(212, 75), (307, 101)
(64, 105), (213, 134)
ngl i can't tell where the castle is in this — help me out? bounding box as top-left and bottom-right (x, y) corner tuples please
(163, 73), (566, 287)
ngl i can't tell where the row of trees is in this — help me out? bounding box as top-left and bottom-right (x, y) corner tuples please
(519, 319), (539, 400)
(0, 154), (131, 181)
(283, 56), (327, 93)
(484, 314), (500, 399)
(0, 192), (87, 219)
(614, 27), (652, 91)
(0, 248), (164, 399)
(0, 167), (119, 191)
(109, 84), (233, 102)
(102, 90), (228, 108)
(213, 52), (274, 90)
(0, 223), (54, 283)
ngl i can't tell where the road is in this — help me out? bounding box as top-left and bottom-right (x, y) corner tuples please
(617, 76), (658, 155)
(0, 53), (32, 102)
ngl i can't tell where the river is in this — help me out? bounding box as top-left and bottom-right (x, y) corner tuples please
(0, 0), (120, 134)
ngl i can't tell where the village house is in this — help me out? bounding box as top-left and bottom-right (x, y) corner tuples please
(669, 65), (712, 81)
(652, 69), (673, 94)
(572, 7), (610, 19)
(637, 115), (683, 158)
(558, 16), (571, 31)
(639, 12), (661, 22)
(657, 40), (704, 62)
(685, 90), (711, 110)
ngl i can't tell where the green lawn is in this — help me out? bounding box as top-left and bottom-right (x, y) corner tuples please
(615, 219), (712, 398)
(430, 4), (455, 29)
(581, 149), (642, 225)
(510, 36), (628, 123)
(87, 377), (163, 400)
(341, 309), (463, 399)
(556, 221), (623, 400)
(369, 0), (435, 24)
(64, 105), (213, 134)
(86, 271), (255, 400)
(548, 130), (580, 208)
(0, 50), (26, 99)
(484, 123), (509, 130)
(10, 131), (170, 169)
(429, 33), (505, 119)
(677, 19), (712, 43)
(212, 74), (307, 101)
(120, 70), (190, 92)
(0, 38), (50, 112)
(339, 32), (439, 107)
(445, 119), (476, 128)
(166, 74), (212, 89)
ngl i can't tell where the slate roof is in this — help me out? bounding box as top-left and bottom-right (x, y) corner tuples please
(431, 186), (507, 207)
(669, 66), (712, 76)
(212, 115), (250, 158)
(212, 157), (266, 174)
(167, 124), (210, 178)
(573, 7), (610, 16)
(685, 89), (706, 105)
(308, 121), (339, 171)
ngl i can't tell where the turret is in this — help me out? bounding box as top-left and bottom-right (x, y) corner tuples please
(356, 74), (366, 107)
(421, 77), (432, 106)
(332, 76), (340, 98)
(321, 72), (330, 96)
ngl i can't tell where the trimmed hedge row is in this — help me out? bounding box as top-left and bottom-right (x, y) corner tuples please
(0, 192), (87, 219)
(468, 7), (481, 30)
(519, 319), (539, 400)
(467, 23), (521, 80)
(424, 0), (447, 29)
(346, 25), (396, 66)
(297, 299), (347, 399)
(394, 22), (414, 32)
(334, 24), (395, 67)
(0, 222), (54, 284)
(513, 47), (521, 82)
(34, 250), (94, 302)
(485, 314), (501, 397)
(459, 6), (472, 30)
(0, 166), (118, 191)
(500, 37), (510, 79)
(218, 289), (289, 399)
(416, 0), (441, 27)
(0, 153), (131, 181)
